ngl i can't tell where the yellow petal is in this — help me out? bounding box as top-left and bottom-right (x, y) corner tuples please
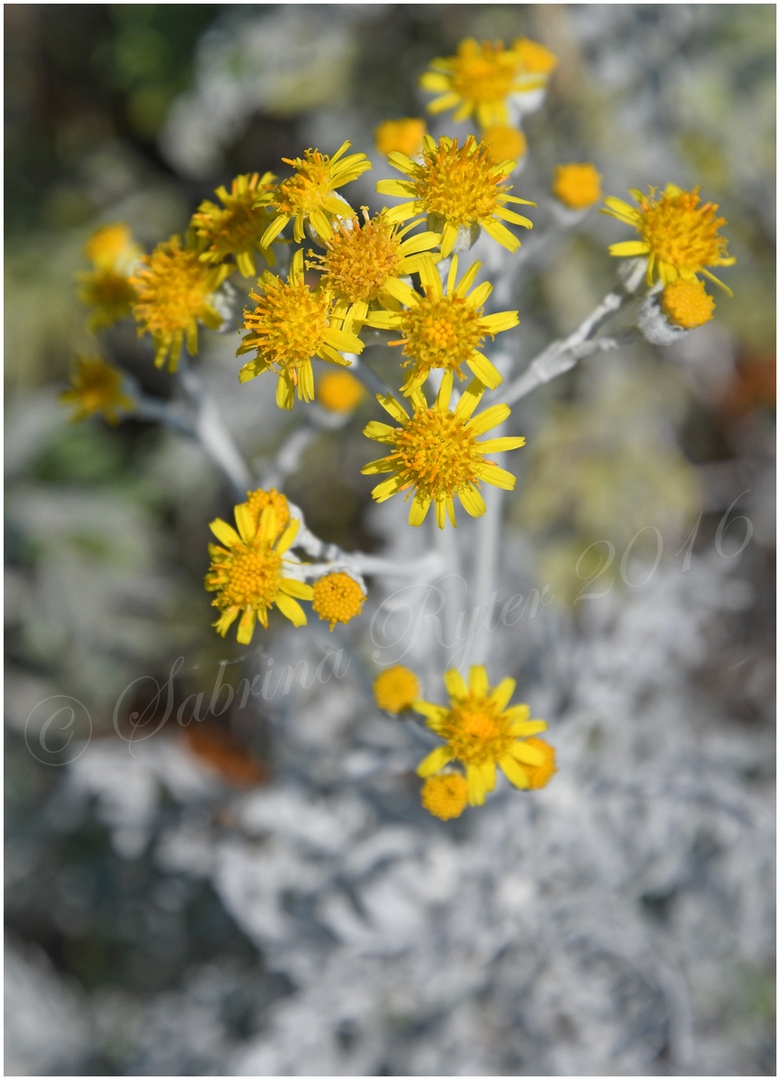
(489, 677), (516, 710)
(443, 669), (468, 699)
(275, 591), (308, 627)
(417, 745), (453, 777)
(209, 518), (241, 547)
(509, 741), (547, 766)
(499, 755), (529, 789)
(468, 665), (489, 696)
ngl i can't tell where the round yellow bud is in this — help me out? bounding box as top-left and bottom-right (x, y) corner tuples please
(481, 125), (527, 166)
(421, 773), (469, 820)
(661, 278), (715, 329)
(374, 118), (426, 159)
(373, 665), (419, 713)
(552, 163), (602, 210)
(317, 370), (366, 413)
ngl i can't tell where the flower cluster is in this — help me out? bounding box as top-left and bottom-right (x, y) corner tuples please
(61, 32), (738, 822)
(405, 664), (556, 818)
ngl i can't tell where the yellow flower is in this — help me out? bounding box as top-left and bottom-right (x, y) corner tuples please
(602, 184), (736, 294)
(518, 737), (557, 790)
(377, 134), (534, 257)
(481, 125), (527, 166)
(312, 571), (366, 630)
(78, 223), (140, 332)
(84, 223), (139, 270)
(365, 254), (518, 394)
(374, 118), (427, 159)
(306, 208), (442, 332)
(205, 503), (313, 645)
(419, 38), (552, 130)
(661, 278), (716, 329)
(552, 163), (602, 210)
(191, 172), (277, 277)
(59, 356), (135, 425)
(373, 665), (420, 713)
(237, 250), (364, 410)
(244, 487), (290, 535)
(513, 36), (558, 75)
(317, 370), (366, 413)
(362, 370), (525, 528)
(261, 141), (372, 247)
(78, 268), (137, 333)
(130, 234), (232, 372)
(414, 665), (549, 806)
(421, 773), (469, 820)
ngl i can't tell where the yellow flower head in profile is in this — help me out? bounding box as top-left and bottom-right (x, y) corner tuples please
(414, 665), (550, 807)
(421, 773), (469, 820)
(365, 254), (518, 394)
(78, 223), (140, 332)
(377, 134), (534, 257)
(552, 163), (602, 210)
(205, 502), (313, 645)
(362, 370), (525, 529)
(312, 571), (366, 631)
(420, 38), (553, 130)
(518, 736), (557, 790)
(602, 183), (736, 294)
(59, 356), (135, 425)
(375, 118), (427, 159)
(306, 208), (442, 333)
(261, 141), (372, 247)
(373, 665), (420, 713)
(78, 267), (138, 333)
(130, 234), (232, 372)
(191, 172), (277, 277)
(661, 277), (716, 330)
(238, 250), (364, 410)
(513, 36), (558, 75)
(317, 370), (366, 413)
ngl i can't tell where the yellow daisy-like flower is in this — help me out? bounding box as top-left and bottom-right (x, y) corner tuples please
(377, 134), (534, 257)
(552, 163), (602, 210)
(419, 38), (551, 130)
(365, 254), (518, 394)
(362, 370), (525, 529)
(260, 141), (372, 247)
(59, 356), (135, 425)
(237, 250), (364, 410)
(191, 172), (277, 277)
(317, 370), (366, 413)
(306, 208), (441, 332)
(130, 234), (232, 372)
(414, 665), (549, 806)
(244, 487), (290, 536)
(602, 183), (736, 294)
(661, 277), (716, 329)
(374, 118), (427, 159)
(421, 773), (469, 820)
(312, 571), (366, 631)
(205, 503), (313, 645)
(373, 665), (420, 713)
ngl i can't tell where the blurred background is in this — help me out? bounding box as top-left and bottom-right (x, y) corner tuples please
(5, 5), (775, 1075)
